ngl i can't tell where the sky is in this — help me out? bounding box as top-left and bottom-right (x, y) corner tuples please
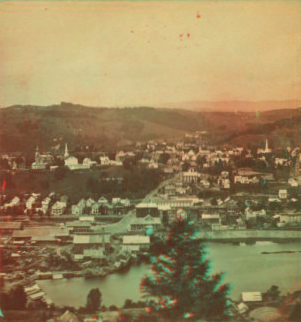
(0, 0), (301, 108)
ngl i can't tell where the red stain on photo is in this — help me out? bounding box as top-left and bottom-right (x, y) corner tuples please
(187, 33), (190, 38)
(1, 179), (6, 192)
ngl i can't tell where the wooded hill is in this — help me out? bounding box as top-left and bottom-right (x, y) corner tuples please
(0, 102), (301, 155)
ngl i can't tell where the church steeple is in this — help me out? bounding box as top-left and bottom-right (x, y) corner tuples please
(265, 139), (269, 152)
(35, 145), (40, 162)
(64, 143), (69, 158)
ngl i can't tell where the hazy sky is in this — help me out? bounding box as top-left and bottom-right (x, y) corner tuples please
(0, 0), (300, 107)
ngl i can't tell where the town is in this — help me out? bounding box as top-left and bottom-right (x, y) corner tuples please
(1, 132), (301, 321)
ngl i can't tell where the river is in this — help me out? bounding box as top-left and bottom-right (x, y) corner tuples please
(38, 242), (301, 308)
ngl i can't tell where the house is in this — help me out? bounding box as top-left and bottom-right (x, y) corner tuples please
(181, 171), (200, 183)
(73, 234), (111, 260)
(86, 198), (95, 208)
(279, 189), (288, 200)
(136, 203), (159, 218)
(98, 196), (109, 205)
(79, 216), (95, 222)
(12, 227), (70, 243)
(51, 201), (67, 216)
(280, 213), (301, 224)
(275, 158), (288, 166)
(201, 214), (221, 226)
(241, 292), (262, 303)
(83, 158), (96, 167)
(71, 201), (86, 216)
(156, 197), (201, 208)
(116, 151), (126, 162)
(66, 221), (93, 234)
(26, 193), (39, 210)
(4, 196), (21, 208)
(245, 208), (266, 223)
(122, 235), (150, 253)
(129, 215), (162, 232)
(112, 201), (128, 215)
(223, 178), (231, 189)
(91, 202), (100, 215)
(31, 146), (54, 170)
(48, 310), (80, 322)
(165, 184), (176, 195)
(41, 197), (51, 214)
(288, 178), (298, 187)
(64, 156), (78, 168)
(200, 180), (210, 188)
(220, 171), (229, 178)
(112, 198), (121, 204)
(100, 156), (111, 166)
(120, 198), (131, 207)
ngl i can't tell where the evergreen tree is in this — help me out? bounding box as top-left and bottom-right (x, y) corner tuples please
(86, 288), (102, 313)
(140, 217), (230, 322)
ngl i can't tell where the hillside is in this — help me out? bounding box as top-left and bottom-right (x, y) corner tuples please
(163, 100), (301, 112)
(0, 102), (301, 155)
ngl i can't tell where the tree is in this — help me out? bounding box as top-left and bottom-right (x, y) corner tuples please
(263, 285), (281, 301)
(159, 153), (170, 165)
(8, 285), (27, 310)
(140, 218), (230, 322)
(86, 288), (102, 313)
(182, 162), (190, 172)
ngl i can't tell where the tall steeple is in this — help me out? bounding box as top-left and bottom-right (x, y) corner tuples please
(265, 139), (269, 152)
(64, 143), (69, 158)
(35, 145), (40, 162)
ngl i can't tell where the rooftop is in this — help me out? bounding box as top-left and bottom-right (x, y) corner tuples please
(123, 235), (150, 244)
(73, 234), (111, 244)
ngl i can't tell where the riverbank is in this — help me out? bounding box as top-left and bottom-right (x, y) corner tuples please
(36, 242), (301, 308)
(197, 229), (301, 242)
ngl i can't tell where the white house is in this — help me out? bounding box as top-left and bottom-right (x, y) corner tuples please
(279, 189), (287, 200)
(83, 158), (96, 167)
(100, 156), (111, 166)
(98, 196), (109, 205)
(41, 197), (51, 214)
(181, 171), (200, 183)
(65, 156), (78, 168)
(86, 198), (95, 208)
(71, 202), (86, 216)
(91, 203), (100, 215)
(4, 196), (20, 208)
(26, 194), (39, 210)
(51, 201), (67, 216)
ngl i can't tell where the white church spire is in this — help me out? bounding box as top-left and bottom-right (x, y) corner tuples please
(64, 143), (69, 158)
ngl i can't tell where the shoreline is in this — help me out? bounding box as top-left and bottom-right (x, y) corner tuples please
(197, 229), (301, 242)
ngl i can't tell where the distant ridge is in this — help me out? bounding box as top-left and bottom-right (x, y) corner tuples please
(1, 103), (301, 154)
(161, 100), (301, 112)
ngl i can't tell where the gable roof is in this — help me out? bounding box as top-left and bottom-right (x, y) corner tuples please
(98, 196), (109, 203)
(57, 310), (79, 322)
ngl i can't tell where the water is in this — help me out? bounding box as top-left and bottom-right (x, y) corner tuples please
(38, 242), (301, 307)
